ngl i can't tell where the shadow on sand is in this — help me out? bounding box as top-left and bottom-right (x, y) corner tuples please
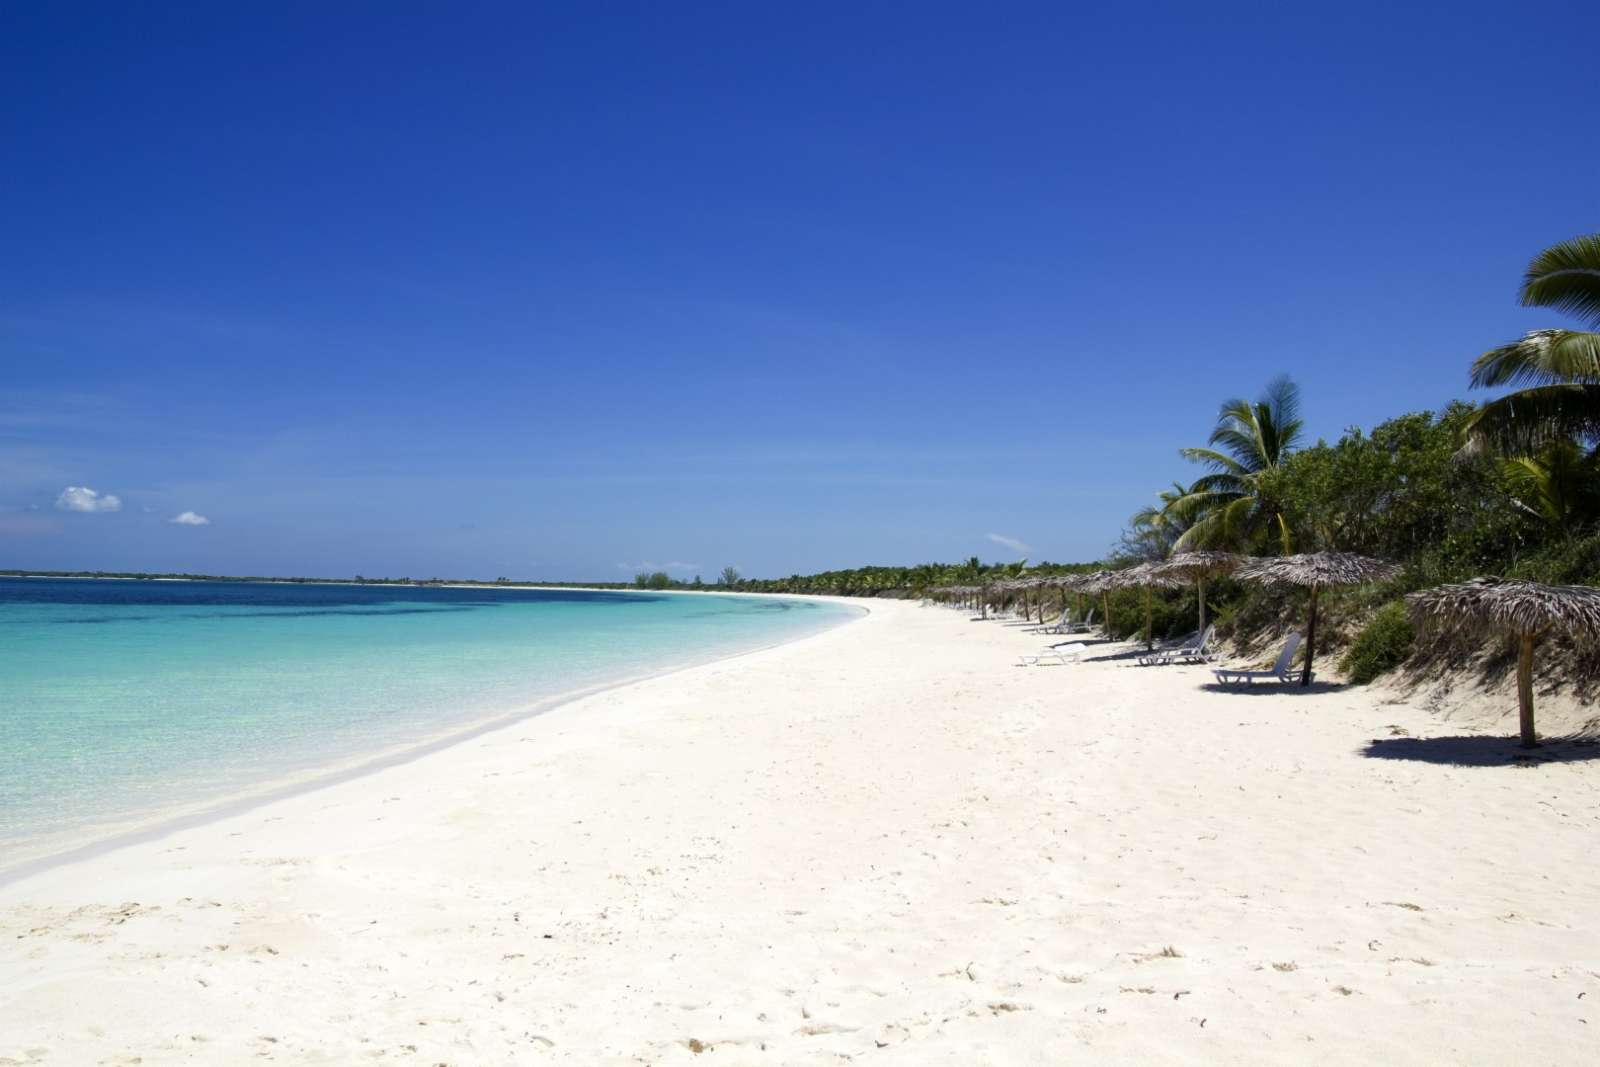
(1197, 680), (1350, 696)
(1046, 636), (1119, 652)
(1084, 646), (1170, 664)
(1361, 735), (1600, 767)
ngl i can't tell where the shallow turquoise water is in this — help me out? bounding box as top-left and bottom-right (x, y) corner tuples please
(0, 578), (857, 865)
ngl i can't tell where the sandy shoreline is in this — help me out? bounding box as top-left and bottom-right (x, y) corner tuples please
(3, 599), (1597, 1063)
(0, 593), (862, 884)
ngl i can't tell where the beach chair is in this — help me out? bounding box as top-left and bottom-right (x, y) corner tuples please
(1032, 608), (1081, 635)
(1137, 624), (1215, 667)
(1017, 642), (1086, 666)
(1212, 632), (1302, 685)
(1061, 607), (1096, 634)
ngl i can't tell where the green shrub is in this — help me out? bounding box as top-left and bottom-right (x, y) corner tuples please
(1340, 601), (1415, 684)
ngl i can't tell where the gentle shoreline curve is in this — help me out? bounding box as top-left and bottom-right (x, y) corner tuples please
(0, 594), (866, 885)
(4, 601), (1598, 1064)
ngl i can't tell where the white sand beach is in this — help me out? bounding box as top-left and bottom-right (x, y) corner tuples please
(3, 599), (1597, 1065)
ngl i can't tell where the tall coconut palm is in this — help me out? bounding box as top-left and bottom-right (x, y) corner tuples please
(1465, 234), (1600, 454)
(1167, 375), (1304, 553)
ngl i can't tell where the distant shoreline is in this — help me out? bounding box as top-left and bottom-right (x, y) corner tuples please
(0, 571), (748, 594)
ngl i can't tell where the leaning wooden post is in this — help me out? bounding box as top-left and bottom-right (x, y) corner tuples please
(1301, 583), (1320, 687)
(1517, 633), (1539, 748)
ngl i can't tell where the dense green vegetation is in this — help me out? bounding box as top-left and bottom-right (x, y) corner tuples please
(1340, 602), (1416, 685)
(1096, 233), (1600, 678)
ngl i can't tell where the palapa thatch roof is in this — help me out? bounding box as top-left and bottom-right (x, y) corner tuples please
(1110, 561), (1186, 590)
(1406, 577), (1600, 640)
(1155, 550), (1244, 581)
(1235, 551), (1401, 588)
(1074, 569), (1120, 594)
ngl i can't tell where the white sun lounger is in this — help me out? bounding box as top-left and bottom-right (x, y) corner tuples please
(1017, 642), (1086, 666)
(1212, 632), (1303, 685)
(1034, 607), (1086, 635)
(1068, 607), (1096, 633)
(1137, 624), (1216, 667)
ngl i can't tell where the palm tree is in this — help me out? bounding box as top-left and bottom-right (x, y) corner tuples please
(1503, 440), (1600, 540)
(1167, 375), (1304, 553)
(1465, 234), (1600, 454)
(1127, 482), (1194, 559)
(907, 563), (944, 596)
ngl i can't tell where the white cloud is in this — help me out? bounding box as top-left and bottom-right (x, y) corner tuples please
(55, 486), (122, 513)
(169, 511), (211, 526)
(986, 532), (1030, 555)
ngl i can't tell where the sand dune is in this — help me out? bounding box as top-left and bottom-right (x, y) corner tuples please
(2, 599), (1597, 1064)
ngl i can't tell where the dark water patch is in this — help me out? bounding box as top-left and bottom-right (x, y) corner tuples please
(185, 606), (481, 620)
(49, 614), (162, 625)
(0, 577), (675, 611)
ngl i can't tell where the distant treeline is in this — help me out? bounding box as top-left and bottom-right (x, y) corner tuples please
(0, 565), (1054, 598)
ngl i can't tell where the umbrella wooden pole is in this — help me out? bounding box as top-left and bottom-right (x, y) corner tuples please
(1301, 583), (1319, 687)
(1517, 634), (1538, 748)
(1197, 577), (1207, 634)
(1102, 592), (1112, 636)
(1144, 586), (1154, 651)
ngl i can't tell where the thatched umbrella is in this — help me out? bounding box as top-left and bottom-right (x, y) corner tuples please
(1112, 562), (1187, 650)
(1407, 577), (1600, 748)
(1076, 570), (1119, 634)
(1008, 576), (1048, 623)
(1235, 552), (1402, 686)
(1050, 572), (1092, 622)
(1155, 550), (1244, 634)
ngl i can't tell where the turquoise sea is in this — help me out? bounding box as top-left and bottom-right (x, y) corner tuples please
(0, 578), (857, 871)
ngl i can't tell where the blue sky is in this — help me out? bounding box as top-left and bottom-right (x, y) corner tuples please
(4, 2), (1597, 580)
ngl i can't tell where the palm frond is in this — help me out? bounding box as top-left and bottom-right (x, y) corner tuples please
(1208, 426), (1265, 471)
(1500, 440), (1597, 532)
(1520, 233), (1600, 329)
(1470, 329), (1600, 389)
(1172, 508), (1229, 552)
(1259, 374), (1304, 460)
(1462, 383), (1600, 454)
(1183, 472), (1246, 498)
(1179, 446), (1249, 478)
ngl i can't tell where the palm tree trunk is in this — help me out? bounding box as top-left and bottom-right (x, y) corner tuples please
(1517, 634), (1538, 748)
(1301, 583), (1319, 687)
